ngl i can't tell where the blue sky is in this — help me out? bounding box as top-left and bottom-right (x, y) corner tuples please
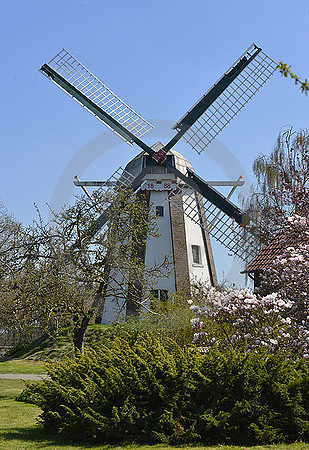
(0, 0), (308, 284)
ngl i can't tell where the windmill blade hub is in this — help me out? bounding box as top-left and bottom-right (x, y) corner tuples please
(152, 148), (168, 165)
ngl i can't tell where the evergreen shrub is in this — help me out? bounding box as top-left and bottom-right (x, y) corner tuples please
(20, 329), (309, 445)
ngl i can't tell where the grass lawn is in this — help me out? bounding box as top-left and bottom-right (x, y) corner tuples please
(0, 379), (309, 450)
(0, 324), (111, 363)
(0, 359), (46, 374)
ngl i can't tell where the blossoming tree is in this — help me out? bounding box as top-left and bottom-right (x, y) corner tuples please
(189, 215), (309, 357)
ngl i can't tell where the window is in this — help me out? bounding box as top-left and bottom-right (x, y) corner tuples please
(150, 289), (159, 300)
(192, 245), (201, 264)
(155, 206), (164, 217)
(160, 290), (168, 302)
(150, 289), (168, 302)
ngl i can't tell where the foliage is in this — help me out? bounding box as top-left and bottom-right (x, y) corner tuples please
(277, 62), (309, 95)
(0, 201), (86, 349)
(0, 204), (24, 342)
(20, 330), (309, 445)
(20, 330), (201, 444)
(190, 212), (309, 358)
(0, 263), (82, 348)
(126, 291), (194, 347)
(194, 349), (309, 444)
(0, 202), (23, 279)
(189, 285), (294, 354)
(2, 375), (308, 450)
(0, 187), (169, 353)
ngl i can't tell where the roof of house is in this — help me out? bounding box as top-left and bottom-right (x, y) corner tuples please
(242, 233), (286, 273)
(243, 225), (308, 274)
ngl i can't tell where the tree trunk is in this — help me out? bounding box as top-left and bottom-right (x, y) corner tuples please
(72, 313), (91, 355)
(72, 281), (107, 354)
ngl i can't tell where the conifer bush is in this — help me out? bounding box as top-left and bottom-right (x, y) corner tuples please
(20, 329), (309, 445)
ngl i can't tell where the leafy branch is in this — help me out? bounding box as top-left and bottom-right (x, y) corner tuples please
(277, 62), (309, 95)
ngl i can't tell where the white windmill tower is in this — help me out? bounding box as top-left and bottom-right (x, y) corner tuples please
(39, 44), (277, 322)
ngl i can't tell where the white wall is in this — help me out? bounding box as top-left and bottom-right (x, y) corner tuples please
(144, 189), (176, 293)
(101, 272), (127, 324)
(183, 190), (212, 285)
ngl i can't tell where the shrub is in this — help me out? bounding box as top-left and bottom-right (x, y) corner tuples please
(189, 284), (309, 357)
(20, 329), (309, 445)
(194, 349), (309, 444)
(20, 330), (202, 444)
(126, 292), (194, 347)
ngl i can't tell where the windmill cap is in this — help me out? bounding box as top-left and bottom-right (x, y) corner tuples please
(124, 142), (194, 177)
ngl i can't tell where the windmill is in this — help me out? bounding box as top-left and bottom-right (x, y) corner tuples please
(40, 44), (277, 322)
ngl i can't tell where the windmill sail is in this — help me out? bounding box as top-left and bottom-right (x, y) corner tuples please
(40, 49), (153, 144)
(78, 164), (156, 239)
(172, 44), (277, 154)
(168, 184), (262, 264)
(40, 45), (278, 264)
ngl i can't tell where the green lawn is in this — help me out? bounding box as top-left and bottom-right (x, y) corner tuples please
(0, 324), (111, 363)
(0, 359), (46, 374)
(1, 379), (308, 449)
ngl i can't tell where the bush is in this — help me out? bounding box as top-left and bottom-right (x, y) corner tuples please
(126, 293), (194, 347)
(194, 349), (309, 444)
(20, 329), (309, 445)
(189, 285), (309, 357)
(21, 330), (202, 444)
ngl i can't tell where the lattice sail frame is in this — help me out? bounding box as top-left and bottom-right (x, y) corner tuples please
(101, 166), (135, 191)
(88, 166), (135, 225)
(174, 44), (278, 154)
(168, 183), (262, 264)
(42, 49), (154, 143)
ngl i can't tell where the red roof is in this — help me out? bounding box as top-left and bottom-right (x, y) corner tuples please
(243, 231), (308, 273)
(242, 233), (286, 273)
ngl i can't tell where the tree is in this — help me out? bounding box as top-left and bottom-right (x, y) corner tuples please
(257, 214), (309, 356)
(0, 202), (86, 350)
(190, 127), (309, 354)
(0, 202), (23, 279)
(0, 188), (169, 353)
(242, 127), (309, 244)
(0, 203), (27, 348)
(188, 213), (309, 357)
